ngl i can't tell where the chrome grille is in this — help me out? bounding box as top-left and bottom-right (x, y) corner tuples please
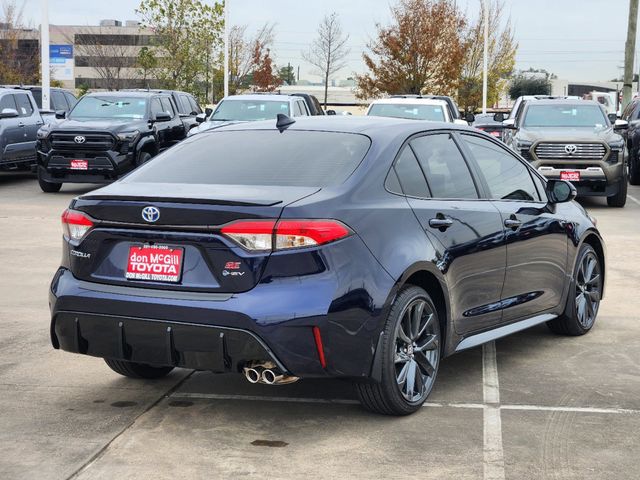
(534, 143), (606, 160)
(50, 132), (115, 151)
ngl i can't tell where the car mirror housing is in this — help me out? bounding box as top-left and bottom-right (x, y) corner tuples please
(465, 112), (476, 123)
(546, 179), (576, 204)
(55, 110), (66, 119)
(614, 119), (629, 130)
(152, 112), (172, 122)
(204, 107), (213, 117)
(0, 108), (19, 119)
(195, 113), (206, 123)
(453, 119), (469, 126)
(326, 109), (337, 115)
(493, 112), (505, 122)
(608, 113), (618, 123)
(502, 118), (517, 129)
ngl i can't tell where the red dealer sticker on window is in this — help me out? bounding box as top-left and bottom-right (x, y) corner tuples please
(126, 245), (184, 283)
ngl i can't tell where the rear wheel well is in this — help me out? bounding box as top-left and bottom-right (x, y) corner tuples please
(582, 234), (605, 294)
(404, 271), (447, 350)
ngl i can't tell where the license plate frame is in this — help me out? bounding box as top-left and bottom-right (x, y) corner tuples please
(70, 159), (89, 170)
(560, 170), (580, 182)
(125, 244), (184, 283)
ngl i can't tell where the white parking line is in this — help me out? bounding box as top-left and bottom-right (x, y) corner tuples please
(482, 341), (506, 480)
(628, 194), (640, 207)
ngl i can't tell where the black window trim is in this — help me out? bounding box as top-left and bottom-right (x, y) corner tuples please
(384, 129), (485, 201)
(456, 131), (548, 204)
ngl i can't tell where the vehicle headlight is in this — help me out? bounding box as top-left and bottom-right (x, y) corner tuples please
(608, 140), (624, 151)
(515, 140), (533, 150)
(37, 127), (51, 140)
(117, 130), (140, 142)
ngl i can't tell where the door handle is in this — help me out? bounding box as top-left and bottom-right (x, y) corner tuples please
(428, 216), (454, 230)
(18, 122), (25, 127)
(504, 216), (522, 230)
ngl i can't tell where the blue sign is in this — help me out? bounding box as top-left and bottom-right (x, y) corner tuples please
(50, 44), (73, 64)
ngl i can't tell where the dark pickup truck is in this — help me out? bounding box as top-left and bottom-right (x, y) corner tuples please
(36, 90), (186, 192)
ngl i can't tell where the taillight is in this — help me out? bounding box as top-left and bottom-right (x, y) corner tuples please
(61, 209), (94, 241)
(220, 219), (352, 251)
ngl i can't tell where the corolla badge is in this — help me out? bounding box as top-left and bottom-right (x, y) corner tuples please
(564, 144), (577, 154)
(74, 135), (86, 144)
(141, 206), (160, 223)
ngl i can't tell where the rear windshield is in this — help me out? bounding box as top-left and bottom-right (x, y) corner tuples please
(523, 104), (607, 128)
(70, 96), (148, 120)
(124, 130), (371, 187)
(210, 99), (291, 122)
(368, 103), (446, 122)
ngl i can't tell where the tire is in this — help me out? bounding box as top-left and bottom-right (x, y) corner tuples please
(136, 151), (152, 167)
(606, 174), (627, 207)
(37, 168), (62, 193)
(547, 243), (602, 336)
(104, 358), (174, 379)
(629, 150), (640, 185)
(356, 286), (441, 415)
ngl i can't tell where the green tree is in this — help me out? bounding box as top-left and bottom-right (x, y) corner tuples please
(458, 0), (517, 112)
(137, 0), (224, 99)
(137, 46), (158, 85)
(508, 76), (551, 98)
(277, 64), (296, 85)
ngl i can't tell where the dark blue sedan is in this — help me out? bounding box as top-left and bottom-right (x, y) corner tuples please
(50, 116), (605, 415)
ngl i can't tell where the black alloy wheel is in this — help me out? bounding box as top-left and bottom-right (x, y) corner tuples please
(356, 286), (441, 415)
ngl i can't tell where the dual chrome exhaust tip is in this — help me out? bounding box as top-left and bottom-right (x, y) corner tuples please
(243, 361), (299, 385)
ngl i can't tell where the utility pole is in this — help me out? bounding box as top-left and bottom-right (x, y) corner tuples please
(41, 0), (50, 110)
(223, 0), (229, 98)
(481, 0), (489, 114)
(623, 0), (638, 111)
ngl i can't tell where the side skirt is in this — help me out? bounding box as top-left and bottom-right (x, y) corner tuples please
(454, 313), (556, 352)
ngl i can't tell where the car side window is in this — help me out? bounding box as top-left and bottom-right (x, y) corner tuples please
(150, 98), (163, 118)
(293, 101), (303, 116)
(0, 94), (17, 112)
(462, 134), (541, 201)
(410, 133), (478, 199)
(188, 96), (201, 114)
(159, 97), (175, 117)
(14, 93), (34, 117)
(65, 92), (77, 109)
(300, 100), (310, 115)
(393, 146), (430, 198)
(177, 94), (190, 114)
(52, 91), (67, 111)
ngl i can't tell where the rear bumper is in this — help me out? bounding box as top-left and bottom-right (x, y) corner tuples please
(52, 311), (287, 373)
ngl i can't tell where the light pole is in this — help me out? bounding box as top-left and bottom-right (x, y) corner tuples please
(41, 0), (50, 110)
(223, 0), (229, 98)
(481, 0), (489, 114)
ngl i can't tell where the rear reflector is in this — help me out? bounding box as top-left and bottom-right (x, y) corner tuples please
(61, 209), (94, 241)
(312, 326), (327, 368)
(221, 219), (352, 251)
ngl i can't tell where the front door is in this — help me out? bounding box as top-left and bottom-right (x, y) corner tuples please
(459, 133), (569, 323)
(400, 132), (507, 335)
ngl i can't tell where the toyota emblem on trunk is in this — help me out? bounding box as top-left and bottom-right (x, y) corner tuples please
(141, 206), (160, 223)
(565, 144), (578, 154)
(74, 135), (86, 144)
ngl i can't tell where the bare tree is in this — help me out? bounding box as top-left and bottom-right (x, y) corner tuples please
(228, 23), (275, 94)
(302, 12), (350, 107)
(0, 1), (39, 84)
(66, 27), (141, 90)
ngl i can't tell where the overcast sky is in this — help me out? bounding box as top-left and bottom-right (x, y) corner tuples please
(23, 0), (635, 83)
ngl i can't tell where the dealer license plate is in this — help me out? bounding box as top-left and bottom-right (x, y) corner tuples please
(126, 245), (184, 283)
(560, 171), (580, 182)
(70, 159), (89, 170)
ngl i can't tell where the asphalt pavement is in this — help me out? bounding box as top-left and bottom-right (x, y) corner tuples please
(1, 172), (639, 480)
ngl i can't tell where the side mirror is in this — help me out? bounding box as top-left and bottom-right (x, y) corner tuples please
(502, 118), (517, 130)
(465, 112), (476, 123)
(614, 119), (629, 130)
(326, 109), (337, 115)
(195, 113), (206, 123)
(493, 112), (505, 122)
(0, 108), (19, 119)
(453, 119), (469, 126)
(152, 112), (172, 122)
(54, 110), (66, 119)
(608, 113), (618, 123)
(205, 107), (213, 117)
(546, 179), (577, 204)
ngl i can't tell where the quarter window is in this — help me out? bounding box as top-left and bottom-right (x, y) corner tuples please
(410, 134), (478, 199)
(159, 97), (175, 116)
(462, 134), (541, 201)
(393, 147), (430, 198)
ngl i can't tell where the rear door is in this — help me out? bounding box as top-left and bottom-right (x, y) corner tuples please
(1, 93), (39, 163)
(0, 94), (21, 163)
(397, 132), (507, 334)
(459, 133), (568, 323)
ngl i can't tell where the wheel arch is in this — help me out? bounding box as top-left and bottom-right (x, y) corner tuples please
(580, 231), (606, 299)
(135, 136), (158, 156)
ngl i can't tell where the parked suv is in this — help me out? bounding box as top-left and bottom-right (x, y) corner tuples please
(367, 97), (469, 125)
(504, 99), (628, 207)
(188, 94), (311, 136)
(0, 85), (77, 114)
(619, 99), (640, 185)
(0, 88), (44, 171)
(36, 91), (186, 192)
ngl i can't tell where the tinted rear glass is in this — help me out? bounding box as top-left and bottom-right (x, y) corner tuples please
(124, 130), (371, 187)
(211, 99), (290, 121)
(368, 103), (446, 122)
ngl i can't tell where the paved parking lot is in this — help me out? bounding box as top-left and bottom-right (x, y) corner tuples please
(1, 173), (639, 480)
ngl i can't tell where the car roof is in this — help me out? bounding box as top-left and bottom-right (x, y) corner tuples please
(122, 89), (192, 95)
(221, 94), (300, 102)
(370, 97), (448, 106)
(207, 114), (474, 137)
(524, 99), (598, 107)
(85, 91), (165, 98)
